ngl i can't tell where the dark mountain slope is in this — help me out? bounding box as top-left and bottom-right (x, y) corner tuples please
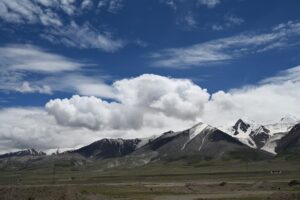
(130, 123), (268, 161)
(275, 123), (300, 157)
(70, 138), (142, 159)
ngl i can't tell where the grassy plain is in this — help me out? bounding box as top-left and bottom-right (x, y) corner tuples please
(1, 158), (300, 200)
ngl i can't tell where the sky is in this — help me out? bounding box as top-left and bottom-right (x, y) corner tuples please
(0, 0), (300, 153)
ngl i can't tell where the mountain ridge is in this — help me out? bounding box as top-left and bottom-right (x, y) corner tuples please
(0, 116), (299, 165)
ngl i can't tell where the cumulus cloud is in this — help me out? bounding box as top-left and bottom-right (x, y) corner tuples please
(113, 74), (209, 120)
(48, 65), (300, 130)
(46, 67), (300, 132)
(46, 95), (144, 130)
(151, 20), (300, 68)
(46, 74), (209, 131)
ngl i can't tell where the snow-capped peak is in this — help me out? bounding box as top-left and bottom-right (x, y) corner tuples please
(217, 115), (299, 154)
(261, 115), (299, 154)
(181, 122), (212, 150)
(280, 114), (299, 124)
(218, 118), (269, 149)
(223, 118), (260, 138)
(189, 122), (209, 140)
(265, 115), (299, 135)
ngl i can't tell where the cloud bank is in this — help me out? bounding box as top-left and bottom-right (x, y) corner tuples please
(1, 65), (300, 153)
(46, 68), (300, 132)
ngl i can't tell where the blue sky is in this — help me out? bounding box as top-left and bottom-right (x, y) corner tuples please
(0, 0), (300, 153)
(1, 0), (300, 106)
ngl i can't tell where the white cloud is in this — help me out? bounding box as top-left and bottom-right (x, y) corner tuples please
(198, 0), (220, 8)
(0, 44), (118, 97)
(0, 0), (69, 26)
(200, 65), (300, 126)
(261, 65), (300, 84)
(46, 74), (209, 131)
(0, 44), (86, 94)
(16, 81), (52, 94)
(211, 15), (244, 31)
(81, 0), (93, 10)
(42, 74), (117, 99)
(98, 0), (123, 13)
(46, 67), (300, 131)
(211, 24), (223, 31)
(113, 74), (209, 120)
(1, 65), (300, 153)
(151, 20), (300, 68)
(178, 12), (198, 30)
(225, 15), (244, 25)
(0, 0), (125, 52)
(0, 107), (71, 152)
(0, 107), (125, 153)
(0, 106), (191, 153)
(0, 44), (84, 73)
(162, 0), (177, 10)
(204, 81), (300, 127)
(43, 21), (125, 52)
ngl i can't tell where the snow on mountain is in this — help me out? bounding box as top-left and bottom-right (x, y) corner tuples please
(136, 135), (158, 149)
(188, 122), (209, 141)
(261, 133), (286, 154)
(218, 119), (259, 148)
(261, 115), (299, 154)
(181, 122), (209, 150)
(218, 115), (299, 154)
(265, 115), (299, 134)
(159, 130), (182, 139)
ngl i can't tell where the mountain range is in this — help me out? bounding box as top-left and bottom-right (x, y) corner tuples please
(0, 115), (299, 168)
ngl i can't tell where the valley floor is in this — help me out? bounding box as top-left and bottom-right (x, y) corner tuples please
(1, 159), (300, 200)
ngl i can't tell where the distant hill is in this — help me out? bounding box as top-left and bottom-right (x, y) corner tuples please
(0, 148), (45, 159)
